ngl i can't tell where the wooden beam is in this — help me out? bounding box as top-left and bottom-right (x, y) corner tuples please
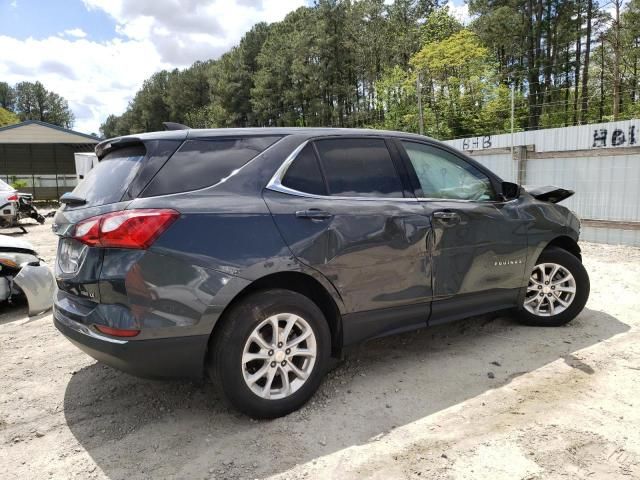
(530, 146), (640, 159)
(582, 219), (640, 230)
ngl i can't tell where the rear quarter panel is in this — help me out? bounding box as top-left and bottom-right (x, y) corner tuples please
(120, 134), (345, 337)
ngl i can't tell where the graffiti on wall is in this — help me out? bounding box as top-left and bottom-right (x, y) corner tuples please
(461, 136), (492, 150)
(592, 125), (637, 148)
(455, 122), (638, 151)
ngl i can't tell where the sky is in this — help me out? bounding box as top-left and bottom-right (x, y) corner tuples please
(0, 0), (470, 135)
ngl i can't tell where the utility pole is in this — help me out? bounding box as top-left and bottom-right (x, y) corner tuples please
(417, 72), (424, 136)
(511, 82), (515, 158)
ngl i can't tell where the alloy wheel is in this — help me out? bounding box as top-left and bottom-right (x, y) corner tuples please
(242, 313), (317, 400)
(524, 262), (576, 317)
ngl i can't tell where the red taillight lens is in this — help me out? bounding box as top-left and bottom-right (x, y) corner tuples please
(7, 194), (18, 201)
(73, 209), (179, 249)
(95, 325), (140, 337)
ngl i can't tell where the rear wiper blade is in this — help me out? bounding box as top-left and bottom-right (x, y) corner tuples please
(60, 193), (86, 206)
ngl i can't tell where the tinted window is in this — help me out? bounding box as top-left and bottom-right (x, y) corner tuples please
(142, 136), (280, 197)
(70, 145), (145, 207)
(314, 138), (403, 197)
(401, 141), (496, 201)
(281, 144), (327, 195)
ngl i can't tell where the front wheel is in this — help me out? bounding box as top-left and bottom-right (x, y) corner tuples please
(516, 247), (590, 327)
(208, 289), (331, 418)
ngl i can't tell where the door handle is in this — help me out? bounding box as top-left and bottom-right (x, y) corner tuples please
(433, 211), (460, 223)
(295, 209), (332, 220)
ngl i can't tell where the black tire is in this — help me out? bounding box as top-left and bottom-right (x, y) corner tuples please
(515, 247), (590, 327)
(207, 289), (331, 418)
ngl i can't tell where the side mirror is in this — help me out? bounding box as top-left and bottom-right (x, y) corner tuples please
(501, 181), (520, 201)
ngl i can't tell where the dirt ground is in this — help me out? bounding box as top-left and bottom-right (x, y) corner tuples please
(1, 219), (639, 480)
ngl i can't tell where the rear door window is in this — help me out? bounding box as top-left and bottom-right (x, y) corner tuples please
(69, 145), (145, 207)
(281, 144), (327, 196)
(313, 138), (403, 198)
(142, 136), (281, 197)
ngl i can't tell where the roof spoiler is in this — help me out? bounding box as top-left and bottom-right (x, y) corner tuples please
(95, 136), (143, 159)
(162, 122), (190, 131)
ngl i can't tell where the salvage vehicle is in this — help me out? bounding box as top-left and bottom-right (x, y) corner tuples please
(0, 179), (46, 232)
(52, 127), (590, 418)
(0, 234), (55, 315)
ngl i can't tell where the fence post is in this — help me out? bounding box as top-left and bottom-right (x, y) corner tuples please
(513, 145), (528, 185)
(53, 144), (60, 199)
(28, 144), (36, 198)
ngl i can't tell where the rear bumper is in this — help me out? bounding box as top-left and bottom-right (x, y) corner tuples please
(54, 311), (209, 379)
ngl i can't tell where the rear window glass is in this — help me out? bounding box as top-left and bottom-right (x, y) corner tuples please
(314, 138), (403, 197)
(281, 144), (327, 195)
(142, 137), (281, 197)
(70, 145), (145, 207)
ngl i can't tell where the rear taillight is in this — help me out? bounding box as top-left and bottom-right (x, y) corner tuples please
(95, 325), (140, 337)
(7, 194), (18, 201)
(72, 209), (179, 249)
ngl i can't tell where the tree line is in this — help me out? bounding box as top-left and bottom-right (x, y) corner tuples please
(101, 0), (640, 140)
(0, 81), (75, 129)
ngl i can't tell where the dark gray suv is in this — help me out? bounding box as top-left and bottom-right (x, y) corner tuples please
(53, 128), (589, 418)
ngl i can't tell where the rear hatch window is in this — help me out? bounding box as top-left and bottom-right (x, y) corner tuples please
(68, 145), (146, 208)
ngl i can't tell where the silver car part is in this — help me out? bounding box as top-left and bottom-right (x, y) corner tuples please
(242, 313), (317, 400)
(14, 263), (56, 316)
(0, 252), (40, 268)
(0, 277), (10, 302)
(524, 262), (577, 317)
(0, 234), (36, 252)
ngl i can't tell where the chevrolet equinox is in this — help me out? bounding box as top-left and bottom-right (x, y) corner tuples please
(53, 127), (589, 418)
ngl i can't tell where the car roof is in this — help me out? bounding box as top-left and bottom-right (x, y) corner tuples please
(185, 127), (434, 141)
(96, 127), (439, 157)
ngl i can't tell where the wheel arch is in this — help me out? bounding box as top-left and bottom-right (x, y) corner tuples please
(544, 235), (582, 260)
(209, 271), (344, 359)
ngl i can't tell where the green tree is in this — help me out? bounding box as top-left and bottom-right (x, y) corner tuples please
(0, 107), (19, 127)
(0, 82), (15, 111)
(421, 5), (462, 44)
(13, 81), (75, 128)
(387, 0), (441, 68)
(411, 29), (499, 137)
(374, 65), (420, 132)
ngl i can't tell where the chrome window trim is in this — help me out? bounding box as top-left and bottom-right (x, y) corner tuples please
(265, 139), (418, 202)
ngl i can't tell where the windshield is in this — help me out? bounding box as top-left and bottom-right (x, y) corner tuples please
(69, 145), (145, 207)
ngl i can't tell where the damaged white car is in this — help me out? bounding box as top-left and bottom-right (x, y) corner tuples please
(0, 234), (55, 315)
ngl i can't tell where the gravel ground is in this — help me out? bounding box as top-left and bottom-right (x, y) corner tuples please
(1, 220), (639, 480)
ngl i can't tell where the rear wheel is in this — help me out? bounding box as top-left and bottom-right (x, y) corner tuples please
(516, 247), (589, 327)
(208, 289), (330, 418)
